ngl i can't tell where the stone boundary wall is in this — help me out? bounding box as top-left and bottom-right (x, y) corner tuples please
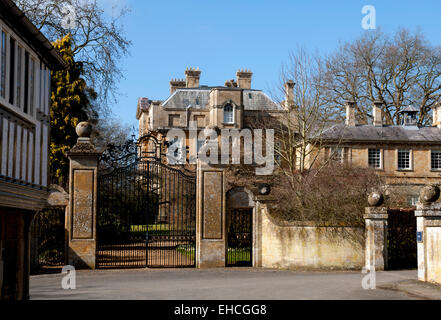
(260, 207), (364, 270)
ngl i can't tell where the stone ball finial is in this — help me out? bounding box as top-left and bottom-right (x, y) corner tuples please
(76, 121), (92, 138)
(419, 185), (440, 204)
(368, 191), (384, 207)
(258, 184), (271, 196)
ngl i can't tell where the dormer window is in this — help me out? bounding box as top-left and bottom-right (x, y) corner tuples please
(398, 105), (419, 126)
(224, 103), (234, 124)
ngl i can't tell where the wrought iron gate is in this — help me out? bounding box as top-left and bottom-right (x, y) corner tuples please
(97, 135), (196, 268)
(387, 209), (417, 270)
(227, 208), (252, 267)
(30, 208), (66, 272)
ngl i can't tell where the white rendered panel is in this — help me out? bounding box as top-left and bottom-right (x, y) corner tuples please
(41, 124), (48, 187)
(27, 131), (33, 183)
(21, 128), (27, 181)
(14, 124), (21, 179)
(1, 118), (8, 175)
(7, 121), (14, 177)
(34, 121), (41, 185)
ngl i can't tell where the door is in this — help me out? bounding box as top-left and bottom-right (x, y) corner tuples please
(227, 208), (252, 267)
(387, 209), (417, 270)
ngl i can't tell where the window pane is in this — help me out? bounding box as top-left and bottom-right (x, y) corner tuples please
(24, 51), (29, 113)
(0, 31), (6, 98)
(331, 147), (343, 163)
(9, 37), (15, 105)
(17, 46), (22, 108)
(397, 150), (410, 169)
(368, 149), (381, 168)
(30, 58), (35, 115)
(431, 150), (441, 170)
(39, 61), (43, 108)
(224, 104), (233, 123)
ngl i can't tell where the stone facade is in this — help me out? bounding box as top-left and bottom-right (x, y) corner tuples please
(66, 125), (101, 269)
(310, 101), (441, 203)
(364, 206), (388, 271)
(260, 204), (364, 269)
(136, 67), (287, 161)
(196, 161), (227, 268)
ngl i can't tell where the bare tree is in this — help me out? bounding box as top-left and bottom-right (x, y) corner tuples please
(262, 48), (340, 188)
(16, 0), (131, 112)
(92, 117), (133, 152)
(324, 28), (441, 126)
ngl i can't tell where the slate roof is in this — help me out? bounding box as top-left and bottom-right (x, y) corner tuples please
(321, 124), (441, 144)
(161, 88), (282, 111)
(398, 105), (419, 113)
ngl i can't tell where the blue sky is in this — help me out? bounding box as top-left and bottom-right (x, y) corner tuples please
(108, 0), (441, 129)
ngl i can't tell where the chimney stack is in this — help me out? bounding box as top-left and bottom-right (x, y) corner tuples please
(345, 100), (356, 127)
(185, 67), (201, 88)
(433, 102), (441, 129)
(236, 69), (253, 89)
(169, 78), (186, 95)
(373, 100), (383, 127)
(284, 80), (295, 109)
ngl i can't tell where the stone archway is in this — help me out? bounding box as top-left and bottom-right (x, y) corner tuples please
(227, 187), (255, 210)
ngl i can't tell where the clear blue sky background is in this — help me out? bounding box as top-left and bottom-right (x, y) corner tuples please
(108, 0), (441, 129)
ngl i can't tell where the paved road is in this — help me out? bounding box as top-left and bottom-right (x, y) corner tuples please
(30, 268), (419, 300)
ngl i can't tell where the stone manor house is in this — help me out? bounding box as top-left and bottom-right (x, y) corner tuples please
(136, 68), (441, 206)
(316, 101), (441, 205)
(136, 68), (287, 161)
(133, 71), (441, 272)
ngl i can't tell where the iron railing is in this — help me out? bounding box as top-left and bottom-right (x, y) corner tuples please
(96, 135), (196, 268)
(227, 208), (252, 267)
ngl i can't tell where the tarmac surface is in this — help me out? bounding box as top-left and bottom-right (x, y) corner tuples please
(29, 268), (437, 300)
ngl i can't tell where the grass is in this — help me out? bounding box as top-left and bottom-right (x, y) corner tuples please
(227, 247), (251, 264)
(130, 224), (195, 237)
(130, 224), (170, 232)
(176, 244), (195, 260)
(176, 245), (251, 264)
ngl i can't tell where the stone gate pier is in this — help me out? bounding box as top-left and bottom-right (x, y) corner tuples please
(195, 161), (227, 268)
(66, 122), (101, 269)
(364, 191), (388, 271)
(415, 185), (441, 285)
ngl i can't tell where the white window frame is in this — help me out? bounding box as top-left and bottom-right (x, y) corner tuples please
(368, 148), (382, 169)
(409, 195), (419, 207)
(223, 103), (234, 124)
(397, 149), (412, 171)
(0, 21), (42, 122)
(330, 147), (344, 164)
(431, 150), (441, 171)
